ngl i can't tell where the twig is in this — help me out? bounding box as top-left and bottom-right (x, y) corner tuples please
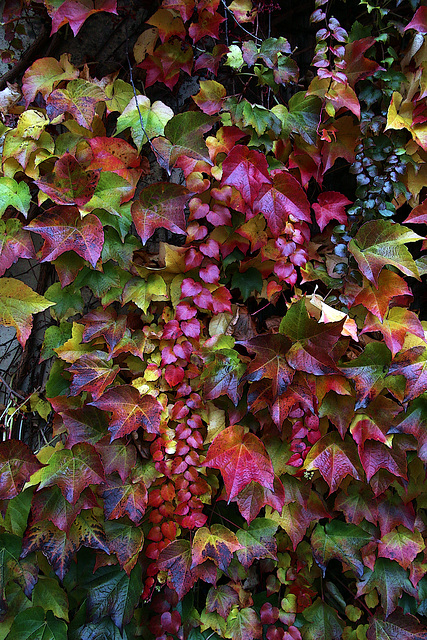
(0, 373), (24, 400)
(221, 0), (262, 42)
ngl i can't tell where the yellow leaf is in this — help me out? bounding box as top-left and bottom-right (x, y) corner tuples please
(133, 27), (158, 64)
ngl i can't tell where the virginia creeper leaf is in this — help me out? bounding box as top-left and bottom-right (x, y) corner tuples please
(340, 342), (392, 409)
(348, 221), (421, 286)
(4, 608), (67, 640)
(46, 79), (106, 128)
(367, 611), (427, 640)
(253, 170), (311, 235)
(302, 598), (344, 640)
(67, 351), (120, 400)
(357, 558), (417, 617)
(304, 433), (363, 493)
(131, 183), (190, 244)
(89, 385), (163, 440)
(157, 540), (196, 599)
(22, 53), (79, 105)
(311, 521), (372, 577)
(104, 520), (144, 575)
(85, 564), (142, 629)
(236, 518), (278, 569)
(116, 96), (173, 151)
(45, 0), (118, 36)
(224, 608), (262, 640)
(203, 425), (275, 501)
(0, 278), (55, 347)
(0, 177), (31, 217)
(36, 442), (104, 504)
(221, 145), (271, 206)
(102, 473), (148, 524)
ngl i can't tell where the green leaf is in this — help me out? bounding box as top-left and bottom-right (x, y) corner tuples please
(272, 93), (321, 145)
(225, 607), (262, 640)
(236, 518), (278, 569)
(85, 564), (143, 629)
(0, 178), (31, 217)
(0, 278), (55, 347)
(116, 96), (174, 151)
(302, 598), (344, 640)
(32, 577), (69, 621)
(231, 267), (263, 301)
(5, 608), (67, 640)
(348, 221), (422, 286)
(357, 558), (417, 617)
(340, 342), (392, 409)
(2, 488), (32, 537)
(311, 521), (372, 577)
(40, 322), (73, 362)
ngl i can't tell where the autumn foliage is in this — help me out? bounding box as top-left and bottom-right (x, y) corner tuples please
(1, 0), (427, 638)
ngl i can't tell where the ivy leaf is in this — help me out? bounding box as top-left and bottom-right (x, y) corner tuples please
(36, 443), (104, 505)
(104, 521), (144, 576)
(378, 527), (425, 570)
(302, 598), (344, 640)
(192, 524), (242, 571)
(89, 385), (163, 440)
(131, 182), (190, 244)
(159, 111), (216, 168)
(28, 204), (104, 267)
(253, 170), (311, 236)
(202, 348), (246, 405)
(116, 96), (173, 151)
(162, 0), (195, 22)
(0, 177), (31, 217)
(344, 38), (385, 88)
(22, 53), (79, 105)
(359, 440), (407, 483)
(348, 221), (421, 286)
(0, 219), (35, 276)
(352, 271), (412, 322)
(236, 518), (278, 569)
(4, 608), (67, 640)
(46, 0), (118, 36)
(67, 351), (120, 400)
(56, 405), (108, 447)
(304, 433), (363, 493)
(138, 41), (193, 90)
(85, 564), (142, 630)
(272, 93), (321, 145)
(46, 79), (106, 128)
(239, 334), (294, 396)
(32, 576), (69, 621)
(388, 346), (427, 403)
(267, 491), (330, 549)
(389, 396), (427, 463)
(102, 472), (148, 524)
(334, 485), (378, 527)
(203, 425), (275, 501)
(193, 79), (226, 115)
(35, 155), (99, 207)
(367, 611), (427, 640)
(0, 278), (55, 347)
(311, 521), (372, 577)
(80, 307), (127, 354)
(188, 9), (225, 43)
(340, 342), (392, 409)
(221, 145), (271, 206)
(225, 608), (262, 640)
(157, 540), (196, 599)
(31, 486), (99, 533)
(21, 511), (109, 580)
(95, 437), (136, 483)
(235, 476), (286, 524)
(404, 6), (427, 34)
(312, 191), (351, 231)
(357, 558), (417, 617)
(206, 585), (239, 619)
(0, 440), (43, 500)
(0, 532), (38, 603)
(361, 308), (425, 357)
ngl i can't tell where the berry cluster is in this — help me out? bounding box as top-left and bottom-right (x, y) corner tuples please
(349, 135), (410, 220)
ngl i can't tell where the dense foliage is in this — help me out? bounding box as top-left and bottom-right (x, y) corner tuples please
(1, 0), (427, 638)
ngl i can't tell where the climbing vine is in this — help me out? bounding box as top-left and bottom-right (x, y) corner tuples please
(0, 0), (427, 639)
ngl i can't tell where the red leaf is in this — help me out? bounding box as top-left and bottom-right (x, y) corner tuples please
(56, 405), (108, 447)
(343, 38), (385, 88)
(86, 137), (142, 185)
(162, 0), (195, 22)
(253, 171), (311, 235)
(131, 183), (191, 244)
(367, 611), (427, 640)
(358, 440), (407, 483)
(89, 385), (163, 440)
(235, 477), (286, 524)
(191, 524), (242, 570)
(271, 492), (330, 549)
(80, 307), (127, 354)
(0, 222), (35, 276)
(206, 584), (239, 619)
(203, 425), (275, 501)
(194, 44), (228, 74)
(25, 207), (104, 268)
(31, 486), (99, 533)
(389, 346), (427, 403)
(405, 6), (427, 34)
(378, 527), (425, 570)
(35, 154), (99, 207)
(312, 191), (351, 231)
(47, 0), (118, 36)
(404, 198), (427, 224)
(361, 308), (425, 357)
(304, 433), (363, 493)
(221, 145), (271, 207)
(138, 41), (193, 90)
(0, 440), (43, 500)
(102, 473), (148, 523)
(189, 10), (225, 43)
